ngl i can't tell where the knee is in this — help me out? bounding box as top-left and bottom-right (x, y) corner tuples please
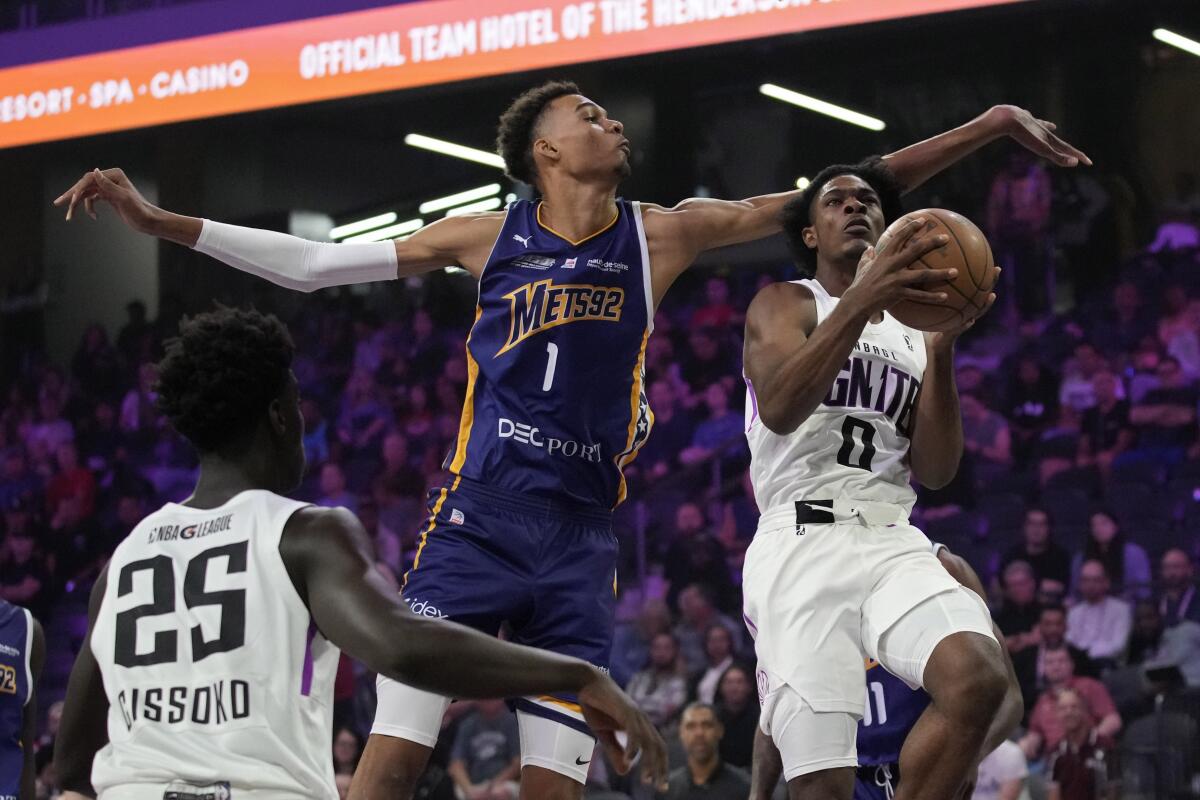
(932, 638), (1008, 720)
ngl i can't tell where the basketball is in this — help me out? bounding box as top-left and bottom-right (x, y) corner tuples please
(877, 208), (997, 333)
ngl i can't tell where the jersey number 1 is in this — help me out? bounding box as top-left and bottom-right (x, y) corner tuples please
(542, 342), (559, 392)
(837, 416), (877, 472)
(113, 542), (248, 667)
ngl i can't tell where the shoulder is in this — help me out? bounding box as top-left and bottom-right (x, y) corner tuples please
(745, 281), (815, 326)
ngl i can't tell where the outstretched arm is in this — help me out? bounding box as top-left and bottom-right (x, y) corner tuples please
(279, 506), (667, 781)
(54, 168), (501, 284)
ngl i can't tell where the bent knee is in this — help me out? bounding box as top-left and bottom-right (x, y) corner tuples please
(930, 634), (1008, 713)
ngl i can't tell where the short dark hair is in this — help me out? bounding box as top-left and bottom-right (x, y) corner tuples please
(496, 80), (580, 187)
(1040, 603), (1067, 618)
(780, 157), (904, 277)
(156, 306), (295, 454)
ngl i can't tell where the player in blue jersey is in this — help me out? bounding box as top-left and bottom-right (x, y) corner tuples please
(748, 546), (1023, 800)
(0, 598), (44, 799)
(56, 81), (1084, 800)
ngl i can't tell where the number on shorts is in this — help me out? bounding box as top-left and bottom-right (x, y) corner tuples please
(862, 681), (888, 727)
(542, 341), (559, 392)
(837, 416), (877, 472)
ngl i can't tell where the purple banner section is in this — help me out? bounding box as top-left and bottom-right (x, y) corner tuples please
(0, 0), (420, 69)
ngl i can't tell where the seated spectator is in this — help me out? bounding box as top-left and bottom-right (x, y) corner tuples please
(119, 362), (160, 446)
(1070, 511), (1151, 601)
(373, 432), (425, 501)
(1004, 356), (1059, 466)
(1019, 647), (1121, 760)
(1045, 688), (1119, 800)
(994, 561), (1042, 654)
(0, 448), (41, 512)
(1058, 342), (1107, 413)
(1124, 355), (1197, 467)
(1075, 372), (1133, 478)
(971, 740), (1028, 800)
(1001, 507), (1071, 597)
(714, 664), (757, 770)
(673, 585), (742, 676)
(679, 328), (735, 397)
(71, 322), (124, 404)
(610, 599), (672, 688)
(45, 442), (96, 522)
(1012, 604), (1096, 714)
(663, 504), (735, 613)
(337, 369), (392, 456)
(317, 463), (357, 513)
(690, 624), (735, 705)
(1066, 561), (1132, 669)
(1091, 281), (1154, 360)
(679, 383), (744, 468)
(448, 699), (521, 800)
(637, 381), (693, 482)
(961, 394), (1013, 481)
(1157, 548), (1200, 626)
(626, 633), (688, 733)
(691, 277), (740, 330)
(332, 726), (363, 775)
(1127, 600), (1200, 689)
(658, 703), (750, 800)
(0, 503), (52, 620)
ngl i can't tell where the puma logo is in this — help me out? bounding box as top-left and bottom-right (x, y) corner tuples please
(513, 234), (533, 248)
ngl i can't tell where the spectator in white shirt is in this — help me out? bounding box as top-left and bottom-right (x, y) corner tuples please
(1067, 560), (1132, 669)
(972, 740), (1028, 800)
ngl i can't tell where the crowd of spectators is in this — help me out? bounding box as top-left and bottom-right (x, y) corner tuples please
(3, 166), (1200, 799)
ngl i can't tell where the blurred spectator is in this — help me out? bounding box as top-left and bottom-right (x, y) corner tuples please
(317, 463), (357, 513)
(0, 449), (40, 512)
(689, 624), (735, 705)
(1058, 343), (1107, 413)
(673, 585), (742, 676)
(332, 726), (363, 775)
(27, 393), (73, 457)
(1090, 282), (1154, 359)
(71, 323), (124, 404)
(1004, 356), (1059, 466)
(116, 300), (153, 366)
(637, 381), (692, 482)
(971, 740), (1027, 800)
(986, 153), (1053, 318)
(1157, 548), (1199, 626)
(337, 369), (392, 455)
(1147, 210), (1200, 254)
(662, 504), (735, 613)
(714, 664), (757, 770)
(300, 399), (330, 468)
(1157, 285), (1192, 349)
(679, 328), (735, 397)
(1075, 372), (1133, 478)
(1001, 507), (1070, 597)
(1070, 511), (1151, 601)
(626, 632), (688, 732)
(994, 561), (1042, 654)
(658, 703), (750, 800)
(961, 394), (1012, 479)
(678, 383), (744, 468)
(1020, 647), (1121, 761)
(610, 599), (672, 688)
(1124, 355), (1197, 468)
(1012, 604), (1096, 714)
(691, 277), (739, 330)
(1045, 688), (1119, 800)
(1126, 600), (1200, 689)
(1126, 342), (1164, 404)
(119, 362), (159, 441)
(35, 699), (62, 752)
(46, 442), (95, 522)
(373, 432), (425, 502)
(1066, 561), (1132, 668)
(0, 505), (51, 620)
(448, 699), (521, 800)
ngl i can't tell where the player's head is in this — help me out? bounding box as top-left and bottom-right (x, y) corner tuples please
(496, 80), (630, 192)
(678, 703), (723, 761)
(780, 158), (904, 277)
(156, 307), (304, 492)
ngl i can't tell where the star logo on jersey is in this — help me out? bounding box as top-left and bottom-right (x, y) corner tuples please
(513, 233), (533, 248)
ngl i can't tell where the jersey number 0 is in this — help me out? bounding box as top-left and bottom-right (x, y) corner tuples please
(836, 416), (877, 472)
(113, 541), (248, 668)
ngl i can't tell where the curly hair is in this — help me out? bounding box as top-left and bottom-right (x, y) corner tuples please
(156, 306), (295, 453)
(780, 157), (905, 277)
(495, 80), (580, 186)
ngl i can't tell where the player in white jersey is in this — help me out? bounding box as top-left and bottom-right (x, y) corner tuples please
(740, 160), (1007, 800)
(53, 307), (666, 800)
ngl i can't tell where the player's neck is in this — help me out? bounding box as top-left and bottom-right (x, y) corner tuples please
(184, 453), (283, 509)
(813, 257), (859, 298)
(537, 179), (618, 242)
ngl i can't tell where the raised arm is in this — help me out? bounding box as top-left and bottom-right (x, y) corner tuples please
(743, 218), (951, 436)
(279, 506), (667, 781)
(54, 168), (502, 285)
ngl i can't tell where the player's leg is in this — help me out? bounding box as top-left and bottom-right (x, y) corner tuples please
(769, 688), (856, 800)
(351, 731), (437, 800)
(873, 590), (1006, 800)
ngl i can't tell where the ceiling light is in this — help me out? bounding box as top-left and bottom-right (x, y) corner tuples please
(1154, 28), (1200, 58)
(341, 217), (424, 243)
(759, 84), (885, 131)
(419, 184), (502, 214)
(330, 212), (398, 240)
(404, 133), (505, 168)
(445, 197), (504, 216)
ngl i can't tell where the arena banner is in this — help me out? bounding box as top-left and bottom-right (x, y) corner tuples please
(0, 0), (1023, 149)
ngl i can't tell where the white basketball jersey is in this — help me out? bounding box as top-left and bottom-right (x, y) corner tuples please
(90, 490), (341, 799)
(745, 279), (928, 513)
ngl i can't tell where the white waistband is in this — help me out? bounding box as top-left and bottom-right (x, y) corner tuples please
(758, 497), (909, 531)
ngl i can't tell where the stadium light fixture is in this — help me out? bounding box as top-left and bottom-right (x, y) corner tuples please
(795, 177), (811, 190)
(330, 212), (398, 240)
(404, 133), (505, 168)
(759, 84), (886, 131)
(342, 217), (424, 243)
(419, 184), (502, 214)
(445, 197), (504, 217)
(1154, 28), (1200, 58)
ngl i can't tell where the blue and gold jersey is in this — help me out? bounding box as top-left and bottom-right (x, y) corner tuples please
(445, 199), (654, 508)
(859, 659), (930, 767)
(0, 601), (31, 798)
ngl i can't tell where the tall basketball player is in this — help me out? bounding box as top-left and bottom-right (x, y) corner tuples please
(0, 599), (43, 799)
(51, 308), (665, 800)
(55, 81), (1086, 800)
(740, 160), (1006, 800)
(749, 544), (1023, 800)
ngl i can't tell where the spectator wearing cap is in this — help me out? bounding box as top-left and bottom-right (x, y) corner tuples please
(1157, 548), (1200, 626)
(1019, 647), (1121, 760)
(1066, 560), (1132, 669)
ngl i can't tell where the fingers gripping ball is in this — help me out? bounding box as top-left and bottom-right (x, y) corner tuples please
(878, 208), (997, 332)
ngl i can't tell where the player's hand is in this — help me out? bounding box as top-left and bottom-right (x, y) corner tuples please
(577, 668), (668, 786)
(53, 167), (158, 231)
(986, 105), (1092, 168)
(844, 217), (956, 316)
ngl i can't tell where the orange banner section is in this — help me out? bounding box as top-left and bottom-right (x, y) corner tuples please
(0, 0), (1021, 149)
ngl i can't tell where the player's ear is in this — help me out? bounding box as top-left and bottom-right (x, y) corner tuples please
(533, 136), (559, 167)
(267, 396), (287, 436)
(802, 225), (817, 249)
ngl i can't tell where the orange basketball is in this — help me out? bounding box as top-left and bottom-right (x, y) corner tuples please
(877, 208), (997, 333)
